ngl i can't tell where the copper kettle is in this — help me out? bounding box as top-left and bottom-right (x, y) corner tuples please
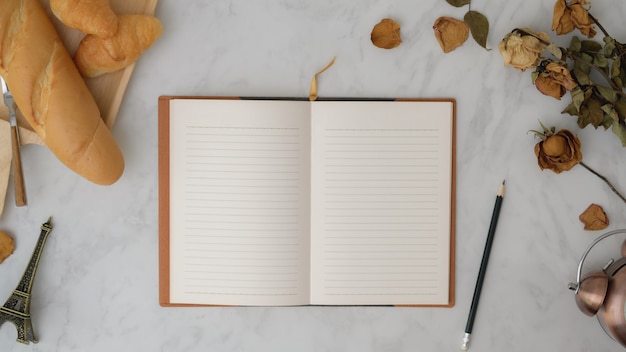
(569, 229), (626, 347)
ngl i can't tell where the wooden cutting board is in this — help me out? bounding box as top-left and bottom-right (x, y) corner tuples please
(0, 0), (159, 216)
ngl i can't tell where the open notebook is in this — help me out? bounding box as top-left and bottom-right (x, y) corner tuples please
(158, 97), (456, 307)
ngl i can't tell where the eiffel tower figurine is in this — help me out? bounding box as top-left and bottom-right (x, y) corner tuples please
(0, 218), (53, 344)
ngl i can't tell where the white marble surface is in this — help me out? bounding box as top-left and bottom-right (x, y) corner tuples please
(3, 0), (626, 351)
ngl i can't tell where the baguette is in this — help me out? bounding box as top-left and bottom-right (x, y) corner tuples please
(0, 0), (124, 185)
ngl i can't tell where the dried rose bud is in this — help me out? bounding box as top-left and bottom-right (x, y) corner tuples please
(0, 230), (14, 264)
(579, 204), (609, 231)
(535, 61), (577, 100)
(499, 29), (550, 71)
(552, 0), (596, 38)
(371, 18), (402, 49)
(534, 129), (582, 173)
(433, 17), (469, 53)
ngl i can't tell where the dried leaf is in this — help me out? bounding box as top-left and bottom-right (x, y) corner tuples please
(433, 17), (469, 53)
(569, 36), (582, 53)
(600, 104), (617, 129)
(615, 97), (626, 118)
(562, 102), (579, 116)
(611, 58), (621, 79)
(573, 67), (591, 85)
(596, 85), (617, 103)
(593, 53), (608, 69)
(579, 204), (609, 231)
(446, 0), (471, 7)
(371, 18), (402, 49)
(581, 40), (602, 53)
(580, 97), (604, 128)
(604, 37), (615, 57)
(547, 43), (563, 60)
(611, 118), (626, 147)
(463, 11), (489, 50)
(0, 231), (14, 264)
(570, 87), (585, 111)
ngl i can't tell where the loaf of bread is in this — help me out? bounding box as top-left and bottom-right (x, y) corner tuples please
(74, 14), (163, 78)
(0, 0), (124, 185)
(50, 0), (118, 38)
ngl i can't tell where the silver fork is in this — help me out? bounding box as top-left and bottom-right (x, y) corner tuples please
(1, 76), (27, 206)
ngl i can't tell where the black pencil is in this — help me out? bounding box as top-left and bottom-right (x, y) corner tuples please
(461, 181), (505, 351)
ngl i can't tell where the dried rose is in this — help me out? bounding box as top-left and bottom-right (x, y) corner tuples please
(371, 18), (402, 49)
(0, 230), (14, 264)
(552, 0), (596, 38)
(534, 129), (582, 173)
(579, 204), (609, 231)
(499, 29), (550, 71)
(433, 17), (469, 53)
(535, 62), (577, 99)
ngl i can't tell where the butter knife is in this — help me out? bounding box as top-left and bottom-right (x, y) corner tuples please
(1, 77), (27, 207)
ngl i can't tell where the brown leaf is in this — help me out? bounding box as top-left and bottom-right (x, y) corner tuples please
(371, 18), (402, 49)
(433, 17), (469, 53)
(579, 204), (609, 231)
(0, 231), (14, 264)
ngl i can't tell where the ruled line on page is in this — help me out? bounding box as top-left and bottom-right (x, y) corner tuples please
(180, 124), (306, 298)
(318, 127), (445, 298)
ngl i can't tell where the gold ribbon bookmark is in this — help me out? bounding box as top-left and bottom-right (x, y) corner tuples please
(309, 57), (336, 101)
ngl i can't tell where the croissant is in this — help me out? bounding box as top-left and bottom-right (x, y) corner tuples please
(50, 0), (118, 38)
(74, 14), (163, 77)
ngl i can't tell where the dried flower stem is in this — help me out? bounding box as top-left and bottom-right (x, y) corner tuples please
(580, 161), (626, 204)
(513, 28), (550, 46)
(568, 52), (626, 95)
(587, 13), (610, 38)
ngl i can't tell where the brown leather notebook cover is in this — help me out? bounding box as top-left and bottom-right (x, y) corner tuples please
(158, 96), (456, 307)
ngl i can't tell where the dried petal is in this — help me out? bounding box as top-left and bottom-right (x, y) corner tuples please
(433, 17), (469, 53)
(499, 29), (550, 71)
(552, 0), (576, 35)
(536, 75), (566, 99)
(552, 0), (596, 38)
(371, 18), (402, 49)
(579, 204), (609, 231)
(541, 134), (568, 156)
(535, 61), (577, 99)
(534, 129), (583, 173)
(570, 1), (596, 38)
(0, 231), (14, 264)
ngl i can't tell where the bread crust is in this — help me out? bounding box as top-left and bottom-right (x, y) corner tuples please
(0, 0), (124, 185)
(75, 14), (163, 77)
(50, 0), (118, 38)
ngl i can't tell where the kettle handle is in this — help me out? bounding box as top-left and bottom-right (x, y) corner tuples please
(571, 229), (626, 293)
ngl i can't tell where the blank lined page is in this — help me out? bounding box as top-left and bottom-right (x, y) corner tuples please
(169, 99), (312, 306)
(309, 101), (454, 306)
